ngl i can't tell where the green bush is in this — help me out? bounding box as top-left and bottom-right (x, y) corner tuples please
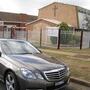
(60, 33), (72, 44)
(50, 36), (57, 44)
(60, 33), (80, 45)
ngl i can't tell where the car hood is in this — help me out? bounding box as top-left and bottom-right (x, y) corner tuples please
(8, 53), (65, 71)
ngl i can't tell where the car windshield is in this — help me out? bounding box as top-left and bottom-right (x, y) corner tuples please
(1, 40), (40, 55)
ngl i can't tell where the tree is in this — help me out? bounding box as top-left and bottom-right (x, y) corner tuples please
(57, 22), (70, 31)
(57, 22), (80, 46)
(85, 16), (90, 30)
(83, 11), (90, 30)
(56, 22), (70, 49)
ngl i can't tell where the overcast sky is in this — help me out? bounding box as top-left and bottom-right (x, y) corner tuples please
(0, 0), (90, 15)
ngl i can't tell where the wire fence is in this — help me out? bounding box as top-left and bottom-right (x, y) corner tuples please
(0, 26), (27, 40)
(0, 26), (90, 49)
(27, 28), (90, 49)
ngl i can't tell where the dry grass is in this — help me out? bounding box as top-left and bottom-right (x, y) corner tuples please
(40, 48), (90, 82)
(41, 47), (90, 54)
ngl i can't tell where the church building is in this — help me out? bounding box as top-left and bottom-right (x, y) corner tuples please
(27, 2), (90, 30)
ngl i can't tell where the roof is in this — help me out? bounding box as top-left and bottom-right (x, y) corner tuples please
(0, 11), (37, 22)
(27, 18), (60, 25)
(39, 2), (76, 10)
(43, 18), (61, 24)
(27, 18), (72, 26)
(39, 2), (90, 12)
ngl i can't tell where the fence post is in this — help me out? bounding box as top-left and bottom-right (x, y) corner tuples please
(80, 30), (83, 50)
(40, 28), (42, 47)
(26, 29), (28, 41)
(2, 26), (4, 38)
(57, 29), (61, 49)
(11, 27), (13, 39)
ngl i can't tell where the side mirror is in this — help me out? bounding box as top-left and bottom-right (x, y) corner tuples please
(0, 52), (2, 57)
(38, 49), (42, 53)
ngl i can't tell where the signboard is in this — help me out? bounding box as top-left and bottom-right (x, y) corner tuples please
(47, 27), (59, 37)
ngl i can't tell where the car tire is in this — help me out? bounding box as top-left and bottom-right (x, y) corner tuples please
(5, 71), (20, 90)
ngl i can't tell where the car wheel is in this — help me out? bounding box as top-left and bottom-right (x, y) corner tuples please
(5, 71), (19, 90)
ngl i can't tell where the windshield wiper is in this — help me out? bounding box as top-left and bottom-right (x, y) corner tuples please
(14, 53), (33, 55)
(21, 53), (33, 54)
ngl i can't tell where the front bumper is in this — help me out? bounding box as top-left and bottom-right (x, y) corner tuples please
(17, 75), (70, 90)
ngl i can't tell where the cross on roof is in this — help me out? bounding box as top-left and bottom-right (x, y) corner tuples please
(53, 5), (58, 17)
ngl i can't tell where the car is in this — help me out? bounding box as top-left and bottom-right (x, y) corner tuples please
(0, 39), (70, 90)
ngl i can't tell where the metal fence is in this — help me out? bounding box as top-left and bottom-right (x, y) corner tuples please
(83, 31), (90, 48)
(27, 27), (90, 49)
(0, 26), (27, 40)
(60, 30), (81, 47)
(0, 26), (90, 49)
(15, 28), (27, 40)
(28, 28), (58, 48)
(28, 28), (79, 48)
(28, 29), (41, 46)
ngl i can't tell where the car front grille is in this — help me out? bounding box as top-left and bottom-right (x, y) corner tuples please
(44, 68), (66, 81)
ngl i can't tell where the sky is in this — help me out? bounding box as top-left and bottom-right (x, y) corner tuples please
(0, 0), (90, 15)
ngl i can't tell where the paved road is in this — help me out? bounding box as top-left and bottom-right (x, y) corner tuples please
(0, 82), (90, 90)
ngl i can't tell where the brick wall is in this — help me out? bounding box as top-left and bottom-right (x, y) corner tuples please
(38, 2), (78, 28)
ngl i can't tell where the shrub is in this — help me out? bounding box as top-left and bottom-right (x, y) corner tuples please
(50, 36), (57, 44)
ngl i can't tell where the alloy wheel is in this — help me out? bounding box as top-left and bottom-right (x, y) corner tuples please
(5, 74), (15, 90)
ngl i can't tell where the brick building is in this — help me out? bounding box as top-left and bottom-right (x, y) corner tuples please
(38, 2), (78, 28)
(27, 2), (90, 30)
(0, 12), (37, 27)
(26, 2), (90, 47)
(0, 12), (37, 39)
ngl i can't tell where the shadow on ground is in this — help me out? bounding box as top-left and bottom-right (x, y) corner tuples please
(0, 82), (90, 90)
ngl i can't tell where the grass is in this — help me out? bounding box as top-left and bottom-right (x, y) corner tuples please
(40, 48), (90, 82)
(59, 48), (90, 55)
(41, 47), (90, 54)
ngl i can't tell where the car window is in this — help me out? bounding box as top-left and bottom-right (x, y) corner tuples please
(1, 41), (40, 55)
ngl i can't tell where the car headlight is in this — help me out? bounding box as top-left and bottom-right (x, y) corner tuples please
(21, 68), (36, 79)
(35, 72), (44, 80)
(66, 67), (70, 76)
(67, 67), (70, 71)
